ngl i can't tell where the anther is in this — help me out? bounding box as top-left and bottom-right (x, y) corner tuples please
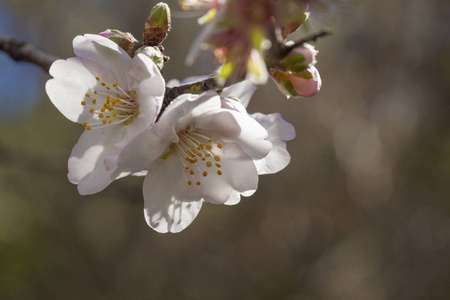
(196, 181), (201, 185)
(85, 125), (92, 130)
(95, 77), (100, 81)
(89, 108), (94, 113)
(206, 161), (212, 167)
(214, 156), (220, 162)
(190, 169), (195, 175)
(113, 83), (118, 87)
(215, 163), (221, 168)
(85, 93), (90, 98)
(81, 101), (86, 106)
(217, 143), (223, 149)
(101, 82), (106, 87)
(205, 145), (212, 150)
(92, 99), (96, 104)
(217, 170), (222, 175)
(203, 171), (208, 177)
(82, 122), (87, 126)
(188, 181), (192, 185)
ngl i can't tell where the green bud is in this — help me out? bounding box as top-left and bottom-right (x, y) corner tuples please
(143, 2), (171, 46)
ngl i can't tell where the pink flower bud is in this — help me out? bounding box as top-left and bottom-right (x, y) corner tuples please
(289, 66), (322, 97)
(282, 43), (318, 71)
(98, 29), (141, 57)
(270, 66), (322, 98)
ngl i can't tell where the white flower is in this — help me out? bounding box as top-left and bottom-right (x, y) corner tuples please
(219, 80), (296, 205)
(108, 90), (272, 233)
(45, 34), (165, 195)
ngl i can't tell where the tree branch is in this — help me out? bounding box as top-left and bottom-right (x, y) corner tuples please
(0, 29), (331, 118)
(0, 35), (58, 72)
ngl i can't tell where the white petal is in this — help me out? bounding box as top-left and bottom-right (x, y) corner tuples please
(135, 74), (165, 127)
(155, 91), (221, 142)
(68, 126), (126, 195)
(143, 154), (204, 233)
(251, 113), (296, 142)
(111, 128), (169, 179)
(200, 143), (259, 204)
(73, 34), (132, 89)
(198, 109), (271, 160)
(250, 113), (296, 175)
(224, 190), (241, 205)
(253, 144), (291, 175)
(220, 80), (257, 108)
(129, 54), (165, 88)
(46, 58), (97, 123)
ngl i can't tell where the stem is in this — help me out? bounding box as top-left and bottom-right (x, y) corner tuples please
(0, 35), (58, 72)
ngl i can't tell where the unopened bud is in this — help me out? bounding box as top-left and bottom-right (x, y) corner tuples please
(281, 43), (318, 72)
(135, 46), (165, 70)
(99, 29), (141, 57)
(270, 66), (321, 98)
(144, 2), (171, 46)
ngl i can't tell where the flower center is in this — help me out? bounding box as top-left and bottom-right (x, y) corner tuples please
(169, 125), (224, 186)
(81, 76), (138, 130)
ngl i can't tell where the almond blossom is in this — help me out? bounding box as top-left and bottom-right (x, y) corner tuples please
(107, 89), (273, 232)
(106, 79), (295, 232)
(45, 34), (165, 195)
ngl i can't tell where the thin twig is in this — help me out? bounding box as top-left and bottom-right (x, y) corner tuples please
(0, 34), (59, 72)
(280, 29), (333, 57)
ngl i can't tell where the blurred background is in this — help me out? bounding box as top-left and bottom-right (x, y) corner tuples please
(0, 0), (449, 299)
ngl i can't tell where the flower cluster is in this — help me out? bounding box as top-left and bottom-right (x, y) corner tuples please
(45, 0), (333, 233)
(46, 34), (295, 232)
